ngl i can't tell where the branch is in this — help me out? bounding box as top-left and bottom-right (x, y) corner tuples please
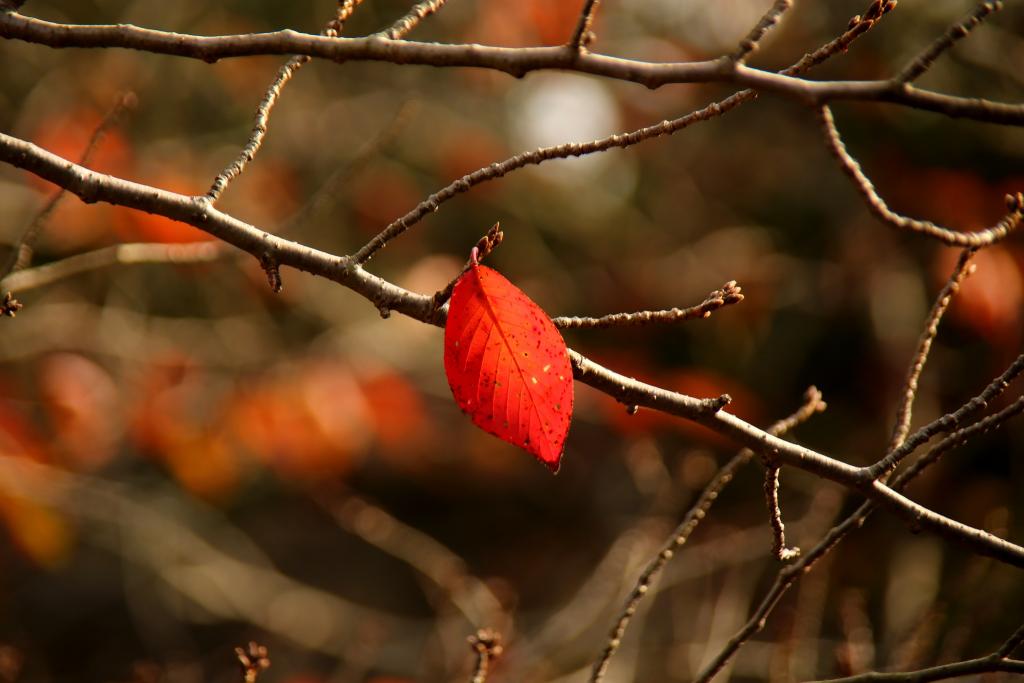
(569, 0), (601, 51)
(732, 0), (793, 63)
(352, 0), (893, 264)
(589, 387), (826, 683)
(887, 248), (975, 452)
(378, 0), (449, 40)
(4, 12), (1024, 123)
(896, 1), (1003, 84)
(763, 462), (800, 561)
(207, 0), (367, 203)
(692, 392), (1024, 683)
(552, 281), (743, 329)
(818, 105), (1023, 247)
(0, 241), (226, 293)
(3, 131), (1024, 569)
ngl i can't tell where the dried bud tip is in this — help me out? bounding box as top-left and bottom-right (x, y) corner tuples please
(468, 629), (503, 657)
(1, 292), (22, 318)
(1005, 192), (1023, 212)
(848, 14), (861, 29)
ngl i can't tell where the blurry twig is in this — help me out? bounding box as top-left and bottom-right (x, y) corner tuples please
(732, 0), (793, 63)
(321, 494), (507, 632)
(1, 91), (136, 278)
(378, 0), (449, 40)
(588, 386), (826, 682)
(467, 630), (502, 683)
(235, 642), (270, 683)
(206, 0), (367, 203)
(280, 99), (417, 237)
(817, 105), (1023, 247)
(0, 455), (427, 661)
(553, 281), (743, 330)
(836, 590), (875, 675)
(0, 241), (226, 293)
(886, 248), (975, 453)
(896, 1), (1003, 83)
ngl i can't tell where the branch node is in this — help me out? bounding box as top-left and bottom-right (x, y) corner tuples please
(259, 253), (283, 293)
(704, 394), (732, 413)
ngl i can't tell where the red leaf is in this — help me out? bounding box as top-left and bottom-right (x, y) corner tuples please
(444, 257), (573, 472)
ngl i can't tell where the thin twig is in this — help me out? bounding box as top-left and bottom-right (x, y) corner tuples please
(589, 387), (826, 682)
(0, 241), (226, 293)
(2, 90), (136, 278)
(206, 0), (367, 203)
(352, 97), (743, 264)
(817, 104), (1023, 247)
(467, 630), (503, 683)
(886, 248), (976, 453)
(553, 281), (743, 330)
(379, 0), (449, 40)
(763, 462), (801, 561)
(786, 0), (897, 76)
(733, 0), (794, 63)
(896, 1), (1003, 83)
(569, 0), (601, 51)
(352, 0), (895, 265)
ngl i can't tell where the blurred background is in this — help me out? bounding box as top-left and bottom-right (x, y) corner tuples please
(1, 0), (1024, 681)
